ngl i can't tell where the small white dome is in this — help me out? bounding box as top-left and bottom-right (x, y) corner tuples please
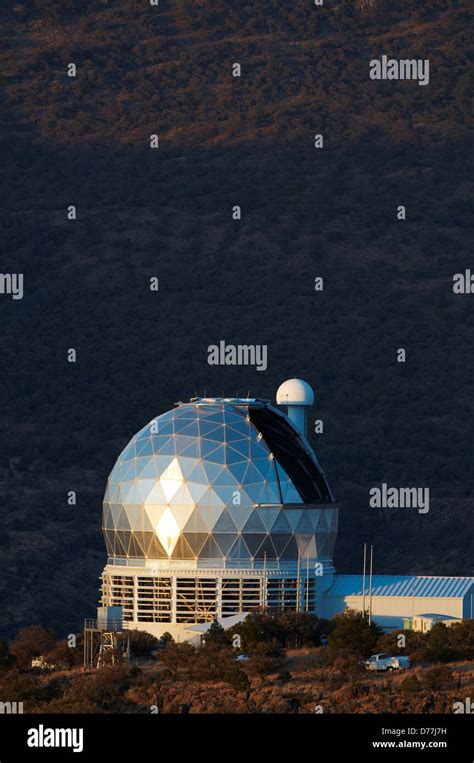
(276, 378), (314, 407)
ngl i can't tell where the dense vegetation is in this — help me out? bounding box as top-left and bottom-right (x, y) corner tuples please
(1, 613), (473, 713)
(0, 0), (472, 637)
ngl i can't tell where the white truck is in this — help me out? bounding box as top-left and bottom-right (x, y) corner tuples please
(365, 653), (411, 672)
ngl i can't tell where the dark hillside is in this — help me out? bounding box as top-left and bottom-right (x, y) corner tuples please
(0, 0), (472, 637)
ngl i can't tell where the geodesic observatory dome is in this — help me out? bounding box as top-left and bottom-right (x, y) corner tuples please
(100, 380), (338, 640)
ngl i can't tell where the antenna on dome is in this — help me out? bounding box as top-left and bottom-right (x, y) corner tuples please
(276, 378), (314, 437)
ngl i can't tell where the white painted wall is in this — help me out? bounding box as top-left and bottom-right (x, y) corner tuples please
(322, 594), (468, 631)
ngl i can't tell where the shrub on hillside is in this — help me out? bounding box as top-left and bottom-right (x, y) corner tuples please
(10, 625), (56, 668)
(128, 629), (160, 660)
(447, 621), (474, 660)
(421, 665), (454, 691)
(400, 674), (422, 695)
(328, 610), (383, 658)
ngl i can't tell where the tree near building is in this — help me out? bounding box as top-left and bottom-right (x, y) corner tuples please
(375, 629), (427, 658)
(45, 638), (82, 669)
(202, 621), (230, 648)
(128, 630), (160, 660)
(425, 623), (452, 663)
(10, 625), (57, 668)
(447, 620), (474, 660)
(328, 610), (383, 658)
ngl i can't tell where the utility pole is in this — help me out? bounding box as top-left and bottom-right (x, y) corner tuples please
(263, 551), (267, 612)
(296, 549), (301, 613)
(362, 542), (367, 619)
(368, 545), (373, 626)
(306, 554), (310, 612)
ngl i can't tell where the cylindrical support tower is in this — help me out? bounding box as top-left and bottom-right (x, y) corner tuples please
(276, 378), (315, 437)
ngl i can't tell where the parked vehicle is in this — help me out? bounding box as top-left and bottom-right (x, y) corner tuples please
(365, 653), (411, 671)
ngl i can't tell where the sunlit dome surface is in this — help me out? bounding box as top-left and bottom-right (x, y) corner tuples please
(103, 399), (335, 562)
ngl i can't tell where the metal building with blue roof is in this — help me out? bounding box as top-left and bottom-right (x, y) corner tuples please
(322, 575), (474, 631)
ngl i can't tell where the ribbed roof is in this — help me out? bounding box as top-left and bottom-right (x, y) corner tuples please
(327, 575), (474, 599)
(415, 613), (460, 620)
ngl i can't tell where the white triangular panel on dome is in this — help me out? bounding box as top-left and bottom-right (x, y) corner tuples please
(182, 510), (209, 534)
(135, 438), (154, 458)
(156, 508), (181, 556)
(118, 481), (138, 504)
(121, 460), (137, 481)
(178, 456), (200, 480)
(168, 483), (194, 506)
(205, 487), (227, 508)
(185, 481), (209, 503)
(138, 457), (160, 479)
(169, 504), (195, 532)
(201, 460), (224, 483)
(121, 505), (141, 531)
(143, 505), (167, 529)
(160, 457), (184, 481)
(173, 435), (197, 452)
(135, 479), (158, 502)
(197, 505), (225, 531)
(141, 511), (154, 533)
(113, 462), (128, 482)
(160, 478), (183, 503)
(143, 482), (167, 506)
(134, 457), (150, 477)
(110, 505), (123, 525)
(104, 482), (119, 502)
(153, 455), (175, 475)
